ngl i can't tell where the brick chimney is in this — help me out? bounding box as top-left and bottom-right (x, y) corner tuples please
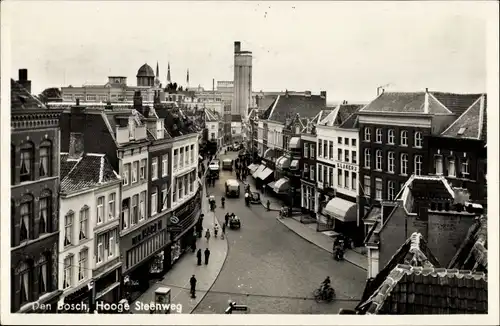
(17, 69), (31, 93)
(234, 41), (241, 53)
(68, 99), (86, 159)
(320, 91), (327, 99)
(68, 132), (85, 159)
(133, 90), (144, 115)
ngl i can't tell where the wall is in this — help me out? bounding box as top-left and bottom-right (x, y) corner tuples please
(378, 205), (409, 269)
(266, 122), (283, 149)
(206, 121), (219, 140)
(149, 141), (173, 214)
(171, 135), (199, 210)
(333, 128), (359, 199)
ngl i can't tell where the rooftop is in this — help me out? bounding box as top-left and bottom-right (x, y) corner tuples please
(441, 95), (487, 141)
(11, 79), (47, 112)
(262, 93), (326, 123)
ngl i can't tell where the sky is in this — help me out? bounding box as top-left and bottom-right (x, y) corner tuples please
(4, 1), (491, 102)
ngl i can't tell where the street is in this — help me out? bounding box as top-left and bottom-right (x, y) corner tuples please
(193, 151), (367, 314)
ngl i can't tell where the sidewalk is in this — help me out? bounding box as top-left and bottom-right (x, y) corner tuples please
(131, 186), (228, 314)
(244, 179), (283, 211)
(276, 215), (368, 271)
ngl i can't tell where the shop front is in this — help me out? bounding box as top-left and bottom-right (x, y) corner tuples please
(321, 196), (358, 240)
(120, 215), (169, 301)
(165, 189), (202, 271)
(93, 262), (122, 312)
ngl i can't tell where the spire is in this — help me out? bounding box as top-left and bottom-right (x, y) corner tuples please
(186, 68), (190, 87)
(156, 61), (159, 77)
(167, 62), (171, 83)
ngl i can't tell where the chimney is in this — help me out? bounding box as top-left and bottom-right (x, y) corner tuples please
(133, 90), (143, 114)
(68, 132), (85, 159)
(17, 69), (32, 93)
(320, 91), (327, 99)
(70, 100), (86, 133)
(304, 91), (311, 98)
(285, 89), (289, 98)
(425, 88), (428, 93)
(234, 41), (241, 53)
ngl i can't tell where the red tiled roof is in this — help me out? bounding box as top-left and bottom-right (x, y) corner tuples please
(441, 95), (486, 140)
(265, 94), (326, 123)
(364, 265), (488, 314)
(60, 153), (120, 194)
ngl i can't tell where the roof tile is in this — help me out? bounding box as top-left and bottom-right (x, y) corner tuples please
(360, 92), (426, 113)
(441, 97), (484, 139)
(266, 94), (326, 123)
(11, 79), (47, 112)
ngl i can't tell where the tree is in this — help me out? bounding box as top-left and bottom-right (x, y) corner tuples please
(37, 87), (62, 104)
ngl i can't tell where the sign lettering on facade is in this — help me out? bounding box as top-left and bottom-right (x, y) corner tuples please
(132, 220), (164, 246)
(336, 162), (358, 173)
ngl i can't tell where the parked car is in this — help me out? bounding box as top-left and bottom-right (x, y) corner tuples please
(229, 215), (241, 229)
(222, 159), (233, 171)
(225, 179), (240, 197)
(231, 143), (243, 151)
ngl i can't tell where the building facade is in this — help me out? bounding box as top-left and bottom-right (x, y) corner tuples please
(300, 122), (318, 216)
(11, 70), (63, 312)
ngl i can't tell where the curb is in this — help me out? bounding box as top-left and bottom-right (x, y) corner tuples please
(275, 216), (367, 271)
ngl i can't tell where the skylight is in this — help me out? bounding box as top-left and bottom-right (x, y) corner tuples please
(457, 127), (466, 135)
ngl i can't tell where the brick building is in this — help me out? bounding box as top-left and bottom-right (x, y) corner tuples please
(11, 70), (63, 312)
(358, 90), (483, 238)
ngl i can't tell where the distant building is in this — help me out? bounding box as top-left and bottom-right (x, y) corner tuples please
(232, 41), (253, 121)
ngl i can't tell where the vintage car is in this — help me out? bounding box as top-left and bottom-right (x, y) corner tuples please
(249, 192), (261, 204)
(225, 179), (240, 197)
(229, 215), (241, 229)
(222, 159), (233, 171)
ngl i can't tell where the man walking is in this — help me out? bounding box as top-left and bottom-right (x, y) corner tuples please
(204, 248), (211, 265)
(225, 213), (229, 227)
(196, 249), (202, 265)
(190, 275), (197, 298)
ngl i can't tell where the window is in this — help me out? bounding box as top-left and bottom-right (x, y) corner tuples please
(329, 141), (334, 159)
(337, 148), (342, 161)
(190, 145), (194, 163)
(351, 139), (357, 147)
(151, 157), (158, 180)
(303, 163), (309, 174)
(344, 149), (349, 162)
(108, 234), (115, 258)
(435, 155), (443, 175)
(123, 163), (130, 186)
(318, 140), (323, 157)
(304, 143), (309, 158)
(161, 184), (168, 211)
(173, 149), (178, 170)
(344, 171), (349, 189)
(352, 172), (357, 191)
(121, 199), (129, 230)
(323, 141), (327, 159)
(376, 128), (382, 143)
(318, 165), (323, 182)
(448, 159), (456, 177)
(190, 171), (195, 192)
(20, 142), (34, 182)
(97, 241), (103, 264)
(64, 211), (73, 247)
(131, 195), (138, 225)
(310, 166), (315, 181)
(400, 130), (408, 146)
(375, 150), (382, 170)
(160, 155), (168, 177)
(39, 195), (50, 235)
(108, 193), (116, 219)
(388, 181), (395, 200)
(364, 176), (371, 198)
(364, 127), (371, 141)
(387, 152), (395, 173)
(401, 153), (408, 175)
(414, 132), (423, 148)
(323, 166), (328, 184)
(338, 169), (343, 187)
(151, 188), (157, 215)
(139, 191), (146, 221)
(461, 158), (469, 177)
(39, 141), (52, 178)
(132, 161), (138, 183)
(375, 178), (382, 200)
(97, 196), (104, 224)
(19, 261), (31, 304)
(179, 178), (185, 198)
(184, 146), (189, 166)
(179, 148), (184, 168)
(310, 146), (315, 158)
(352, 151), (357, 164)
(173, 180), (177, 203)
(387, 129), (395, 144)
(344, 137), (349, 145)
(63, 256), (73, 289)
(78, 249), (88, 281)
(364, 149), (371, 168)
(79, 206), (88, 240)
(184, 174), (189, 196)
(38, 254), (49, 294)
(140, 159), (146, 180)
(338, 137), (342, 144)
(414, 155), (422, 176)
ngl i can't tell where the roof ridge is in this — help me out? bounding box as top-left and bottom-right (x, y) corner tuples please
(440, 96), (482, 137)
(477, 95), (486, 140)
(427, 92), (453, 114)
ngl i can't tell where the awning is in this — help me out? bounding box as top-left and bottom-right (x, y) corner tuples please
(263, 148), (275, 159)
(248, 163), (259, 173)
(258, 167), (274, 180)
(289, 137), (301, 149)
(276, 156), (290, 169)
(267, 181), (276, 189)
(290, 160), (299, 170)
(273, 178), (290, 194)
(252, 165), (266, 178)
(323, 197), (357, 222)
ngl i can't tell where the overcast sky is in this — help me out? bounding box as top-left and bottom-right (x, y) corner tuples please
(5, 1), (490, 102)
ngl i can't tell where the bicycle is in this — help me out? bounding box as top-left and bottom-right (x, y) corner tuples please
(313, 287), (336, 303)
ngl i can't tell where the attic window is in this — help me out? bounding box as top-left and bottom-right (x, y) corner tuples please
(457, 127), (466, 135)
(18, 95), (28, 104)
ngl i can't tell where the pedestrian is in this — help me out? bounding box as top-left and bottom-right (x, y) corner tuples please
(214, 224), (219, 238)
(222, 223), (226, 236)
(267, 200), (271, 211)
(196, 249), (202, 265)
(190, 275), (197, 298)
(204, 248), (211, 265)
(192, 236), (197, 252)
(225, 213), (229, 226)
(205, 229), (211, 242)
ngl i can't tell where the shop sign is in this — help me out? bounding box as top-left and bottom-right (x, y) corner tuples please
(132, 220), (164, 246)
(336, 162), (358, 173)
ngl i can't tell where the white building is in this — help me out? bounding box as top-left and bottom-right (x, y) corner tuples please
(205, 109), (223, 147)
(58, 149), (121, 307)
(315, 103), (364, 236)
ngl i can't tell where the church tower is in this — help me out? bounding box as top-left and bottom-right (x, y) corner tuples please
(167, 62), (171, 83)
(154, 61), (161, 87)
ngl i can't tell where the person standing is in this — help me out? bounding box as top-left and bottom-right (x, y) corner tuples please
(190, 275), (197, 298)
(196, 249), (202, 265)
(222, 223), (226, 238)
(214, 224), (219, 238)
(225, 213), (229, 227)
(204, 248), (211, 265)
(205, 229), (211, 242)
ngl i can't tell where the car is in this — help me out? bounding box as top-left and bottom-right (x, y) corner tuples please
(222, 159), (233, 171)
(231, 143), (243, 151)
(225, 179), (240, 197)
(229, 215), (241, 229)
(209, 159), (220, 171)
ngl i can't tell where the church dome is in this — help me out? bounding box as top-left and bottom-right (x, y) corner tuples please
(136, 63), (155, 77)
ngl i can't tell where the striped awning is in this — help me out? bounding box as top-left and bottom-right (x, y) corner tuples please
(276, 156), (290, 169)
(248, 163), (259, 173)
(289, 137), (301, 149)
(324, 197), (357, 222)
(263, 148), (276, 159)
(257, 167), (274, 180)
(252, 165), (266, 178)
(290, 160), (299, 170)
(273, 178), (290, 194)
